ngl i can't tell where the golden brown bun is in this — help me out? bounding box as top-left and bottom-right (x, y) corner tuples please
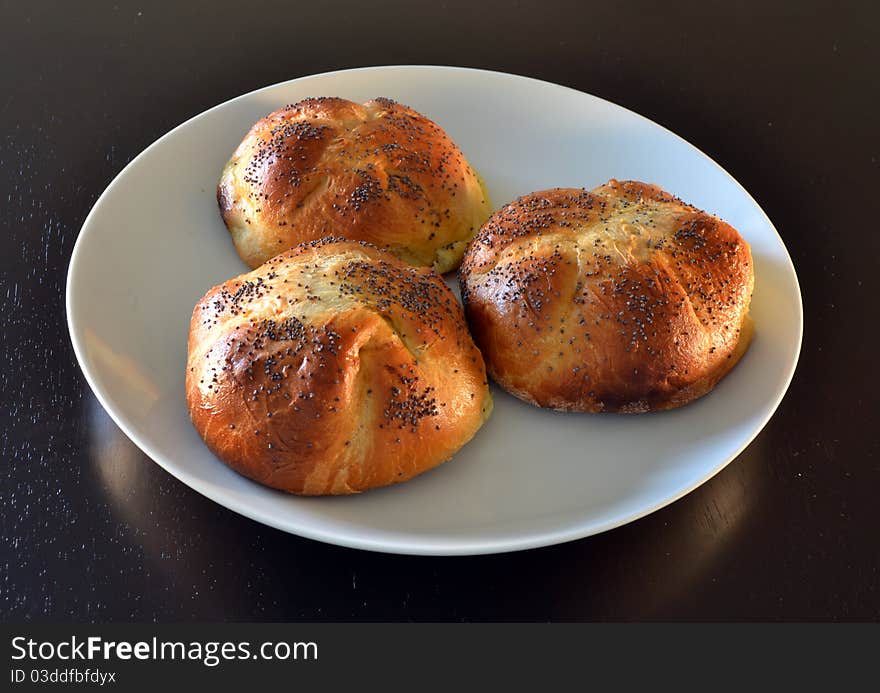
(218, 97), (491, 273)
(186, 238), (493, 495)
(460, 180), (755, 413)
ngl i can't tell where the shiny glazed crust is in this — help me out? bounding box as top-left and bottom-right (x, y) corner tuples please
(218, 97), (491, 273)
(186, 239), (492, 495)
(459, 180), (755, 413)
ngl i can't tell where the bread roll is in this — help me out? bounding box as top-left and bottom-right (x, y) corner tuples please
(218, 97), (491, 273)
(186, 238), (492, 495)
(460, 180), (754, 413)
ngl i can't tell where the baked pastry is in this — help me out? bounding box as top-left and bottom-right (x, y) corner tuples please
(460, 180), (754, 413)
(186, 238), (492, 495)
(218, 96), (491, 273)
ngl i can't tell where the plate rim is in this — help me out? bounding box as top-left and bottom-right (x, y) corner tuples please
(65, 64), (804, 555)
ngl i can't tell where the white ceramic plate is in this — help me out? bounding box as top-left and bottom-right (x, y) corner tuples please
(67, 66), (802, 555)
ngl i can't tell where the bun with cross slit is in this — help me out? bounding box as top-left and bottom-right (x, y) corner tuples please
(217, 97), (491, 273)
(186, 238), (492, 495)
(459, 180), (754, 413)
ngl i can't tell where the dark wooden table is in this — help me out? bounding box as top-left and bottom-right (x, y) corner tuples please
(3, 0), (877, 621)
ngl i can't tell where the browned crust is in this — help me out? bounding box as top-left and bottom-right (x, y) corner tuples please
(459, 180), (755, 413)
(217, 97), (491, 273)
(186, 238), (492, 495)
